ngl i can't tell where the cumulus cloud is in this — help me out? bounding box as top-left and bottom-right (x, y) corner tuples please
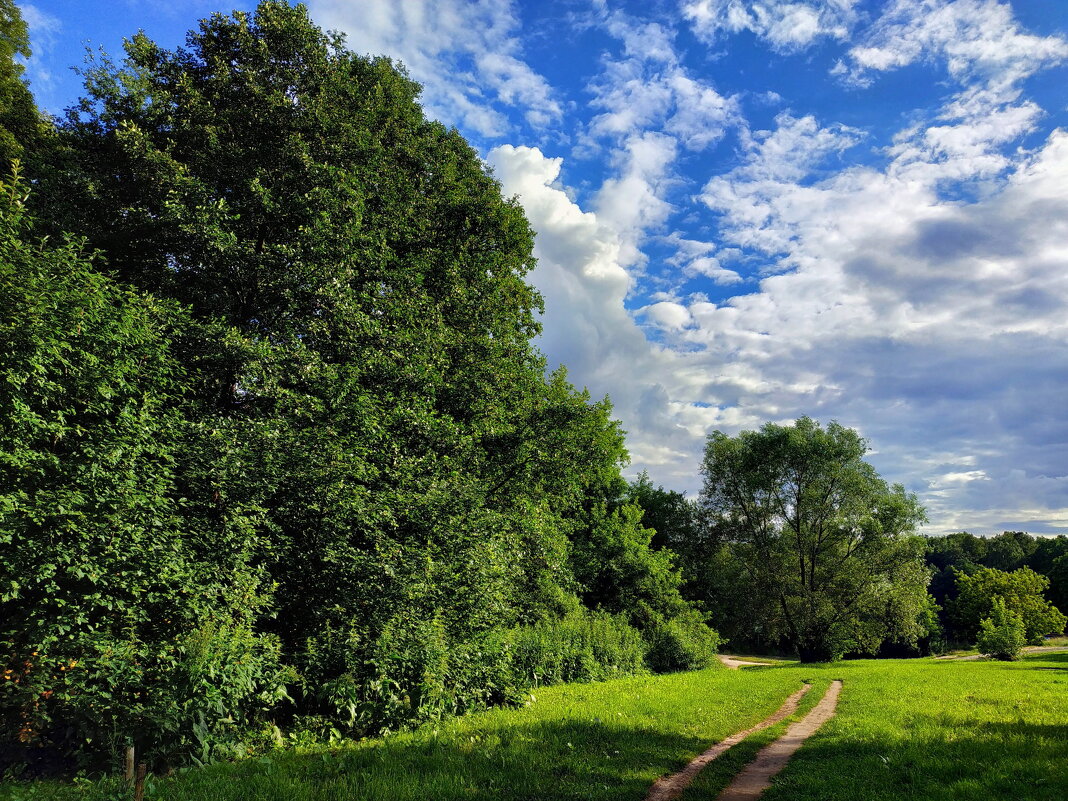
(681, 0), (861, 51)
(300, 0), (1068, 533)
(308, 0), (561, 137)
(844, 0), (1068, 90)
(486, 145), (716, 477)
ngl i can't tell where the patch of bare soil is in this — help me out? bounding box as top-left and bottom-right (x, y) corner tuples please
(644, 683), (812, 801)
(717, 655), (774, 669)
(715, 680), (843, 801)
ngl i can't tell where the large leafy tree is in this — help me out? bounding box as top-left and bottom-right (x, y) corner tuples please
(0, 0), (46, 167)
(28, 0), (696, 745)
(0, 173), (284, 769)
(42, 0), (549, 657)
(699, 417), (930, 661)
(950, 566), (1066, 644)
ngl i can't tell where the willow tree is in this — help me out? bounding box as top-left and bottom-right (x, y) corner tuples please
(699, 417), (930, 661)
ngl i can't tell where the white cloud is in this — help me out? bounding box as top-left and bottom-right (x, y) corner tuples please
(662, 234), (744, 285)
(581, 14), (744, 288)
(308, 0), (561, 137)
(594, 131), (679, 271)
(641, 301), (693, 330)
(677, 125), (1068, 531)
(681, 0), (861, 51)
(18, 3), (62, 89)
(845, 0), (1068, 91)
(604, 12), (677, 64)
(487, 145), (718, 486)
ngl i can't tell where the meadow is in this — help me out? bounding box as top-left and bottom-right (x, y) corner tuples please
(3, 652), (1065, 801)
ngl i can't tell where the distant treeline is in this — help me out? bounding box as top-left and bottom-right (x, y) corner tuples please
(924, 530), (1068, 640)
(0, 1), (717, 775)
(624, 468), (1066, 659)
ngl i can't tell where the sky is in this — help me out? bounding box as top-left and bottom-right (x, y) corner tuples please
(17, 0), (1068, 535)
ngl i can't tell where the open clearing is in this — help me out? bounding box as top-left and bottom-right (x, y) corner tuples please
(2, 653), (1066, 801)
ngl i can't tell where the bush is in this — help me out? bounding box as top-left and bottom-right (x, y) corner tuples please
(507, 610), (647, 687)
(976, 597), (1027, 661)
(302, 608), (649, 737)
(1, 616), (290, 773)
(643, 609), (722, 673)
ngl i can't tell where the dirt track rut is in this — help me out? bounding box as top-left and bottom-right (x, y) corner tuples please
(643, 683), (812, 801)
(715, 680), (843, 800)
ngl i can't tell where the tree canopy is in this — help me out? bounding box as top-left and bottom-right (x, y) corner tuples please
(2, 1), (717, 772)
(0, 0), (45, 167)
(699, 417), (930, 662)
(950, 566), (1066, 645)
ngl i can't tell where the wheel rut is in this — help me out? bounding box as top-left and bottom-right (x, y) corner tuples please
(643, 683), (812, 801)
(715, 679), (843, 800)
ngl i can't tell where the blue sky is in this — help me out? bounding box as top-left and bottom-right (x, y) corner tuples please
(18, 0), (1068, 535)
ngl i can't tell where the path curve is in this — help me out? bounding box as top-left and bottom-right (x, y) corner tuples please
(644, 683), (812, 801)
(718, 655), (774, 669)
(716, 680), (843, 801)
(934, 645), (1068, 661)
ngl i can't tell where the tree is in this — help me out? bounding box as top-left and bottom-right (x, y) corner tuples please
(975, 597), (1026, 661)
(699, 417), (930, 662)
(625, 471), (699, 551)
(0, 0), (46, 167)
(0, 173), (284, 769)
(41, 0), (551, 673)
(950, 566), (1066, 644)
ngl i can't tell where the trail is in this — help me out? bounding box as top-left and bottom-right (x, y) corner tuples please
(715, 680), (843, 801)
(934, 645), (1068, 661)
(717, 655), (775, 669)
(643, 684), (811, 801)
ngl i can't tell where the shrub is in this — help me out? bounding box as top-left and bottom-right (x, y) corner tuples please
(643, 609), (722, 673)
(303, 608), (649, 737)
(976, 597), (1027, 661)
(507, 610), (647, 687)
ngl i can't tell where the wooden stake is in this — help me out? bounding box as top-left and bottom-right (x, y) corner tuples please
(124, 746), (135, 782)
(134, 762), (147, 801)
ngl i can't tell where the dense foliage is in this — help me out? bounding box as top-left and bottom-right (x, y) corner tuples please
(974, 597), (1027, 661)
(0, 0), (46, 167)
(925, 530), (1068, 641)
(696, 417), (931, 662)
(949, 566), (1065, 645)
(1, 1), (717, 775)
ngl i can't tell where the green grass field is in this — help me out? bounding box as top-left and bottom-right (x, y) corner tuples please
(3, 652), (1065, 801)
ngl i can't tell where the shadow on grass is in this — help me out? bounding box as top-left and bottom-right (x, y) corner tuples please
(1022, 652), (1068, 672)
(759, 716), (1068, 801)
(150, 720), (714, 801)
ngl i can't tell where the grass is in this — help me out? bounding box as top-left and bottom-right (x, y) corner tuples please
(3, 653), (1066, 801)
(0, 664), (811, 801)
(756, 653), (1068, 801)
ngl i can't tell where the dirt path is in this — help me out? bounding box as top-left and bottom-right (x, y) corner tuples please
(934, 645), (1068, 661)
(644, 683), (812, 801)
(715, 680), (843, 801)
(717, 655), (775, 669)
